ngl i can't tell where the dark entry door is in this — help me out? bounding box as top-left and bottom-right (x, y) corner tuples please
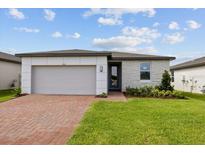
(108, 63), (121, 91)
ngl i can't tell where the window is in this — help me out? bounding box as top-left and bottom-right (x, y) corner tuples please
(171, 71), (174, 82)
(140, 63), (150, 80)
(111, 66), (118, 87)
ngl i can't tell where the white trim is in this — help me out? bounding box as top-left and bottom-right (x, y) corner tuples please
(21, 56), (108, 95)
(140, 62), (151, 81)
(140, 80), (151, 83)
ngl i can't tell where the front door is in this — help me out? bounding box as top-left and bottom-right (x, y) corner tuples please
(108, 63), (121, 91)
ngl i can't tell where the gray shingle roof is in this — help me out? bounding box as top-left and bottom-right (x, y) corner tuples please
(15, 49), (175, 60)
(171, 56), (205, 70)
(0, 52), (21, 64)
(111, 52), (175, 60)
(16, 49), (111, 57)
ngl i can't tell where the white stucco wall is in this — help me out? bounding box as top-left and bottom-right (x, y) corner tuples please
(21, 56), (107, 95)
(172, 66), (205, 93)
(0, 61), (21, 90)
(121, 60), (170, 91)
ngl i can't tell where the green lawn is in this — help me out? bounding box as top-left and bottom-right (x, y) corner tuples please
(182, 91), (205, 101)
(0, 89), (17, 103)
(68, 92), (205, 144)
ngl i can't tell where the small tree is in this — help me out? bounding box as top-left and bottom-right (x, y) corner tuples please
(159, 70), (174, 91)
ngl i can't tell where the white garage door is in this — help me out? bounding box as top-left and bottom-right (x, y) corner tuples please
(31, 66), (96, 95)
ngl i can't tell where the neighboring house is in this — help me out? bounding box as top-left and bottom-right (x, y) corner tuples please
(0, 52), (21, 90)
(16, 49), (175, 95)
(171, 56), (205, 93)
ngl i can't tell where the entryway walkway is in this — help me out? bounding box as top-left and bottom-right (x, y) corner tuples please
(98, 92), (127, 102)
(108, 92), (127, 101)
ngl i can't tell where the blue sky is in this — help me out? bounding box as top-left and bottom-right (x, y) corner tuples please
(0, 8), (205, 64)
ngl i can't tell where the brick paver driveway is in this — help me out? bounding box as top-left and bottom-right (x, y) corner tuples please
(0, 94), (95, 144)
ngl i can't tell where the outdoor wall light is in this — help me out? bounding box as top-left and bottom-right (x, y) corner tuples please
(100, 65), (103, 72)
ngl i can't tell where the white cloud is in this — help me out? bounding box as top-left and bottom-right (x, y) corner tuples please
(83, 8), (156, 18)
(93, 36), (142, 48)
(93, 37), (158, 53)
(93, 26), (160, 51)
(122, 26), (161, 42)
(66, 32), (81, 39)
(183, 28), (188, 31)
(97, 17), (122, 26)
(51, 31), (63, 38)
(8, 9), (25, 20)
(51, 32), (80, 39)
(14, 27), (40, 33)
(153, 22), (160, 27)
(84, 9), (156, 26)
(163, 32), (184, 44)
(0, 48), (17, 55)
(186, 20), (201, 29)
(171, 51), (205, 65)
(44, 9), (56, 21)
(168, 21), (180, 30)
(110, 46), (157, 53)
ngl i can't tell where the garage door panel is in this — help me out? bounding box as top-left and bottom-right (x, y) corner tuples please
(32, 66), (96, 95)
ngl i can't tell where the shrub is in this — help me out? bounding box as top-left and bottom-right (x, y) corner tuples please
(126, 86), (154, 97)
(152, 89), (159, 97)
(125, 86), (185, 99)
(142, 86), (153, 97)
(10, 80), (17, 88)
(14, 88), (21, 97)
(158, 70), (174, 91)
(133, 87), (139, 96)
(97, 92), (107, 98)
(165, 90), (172, 97)
(126, 87), (135, 96)
(172, 91), (185, 99)
(158, 90), (165, 97)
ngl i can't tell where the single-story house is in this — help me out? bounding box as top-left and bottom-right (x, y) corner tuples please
(16, 49), (175, 95)
(0, 52), (21, 90)
(171, 56), (205, 93)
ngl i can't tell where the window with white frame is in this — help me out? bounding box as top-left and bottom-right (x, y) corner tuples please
(140, 63), (150, 80)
